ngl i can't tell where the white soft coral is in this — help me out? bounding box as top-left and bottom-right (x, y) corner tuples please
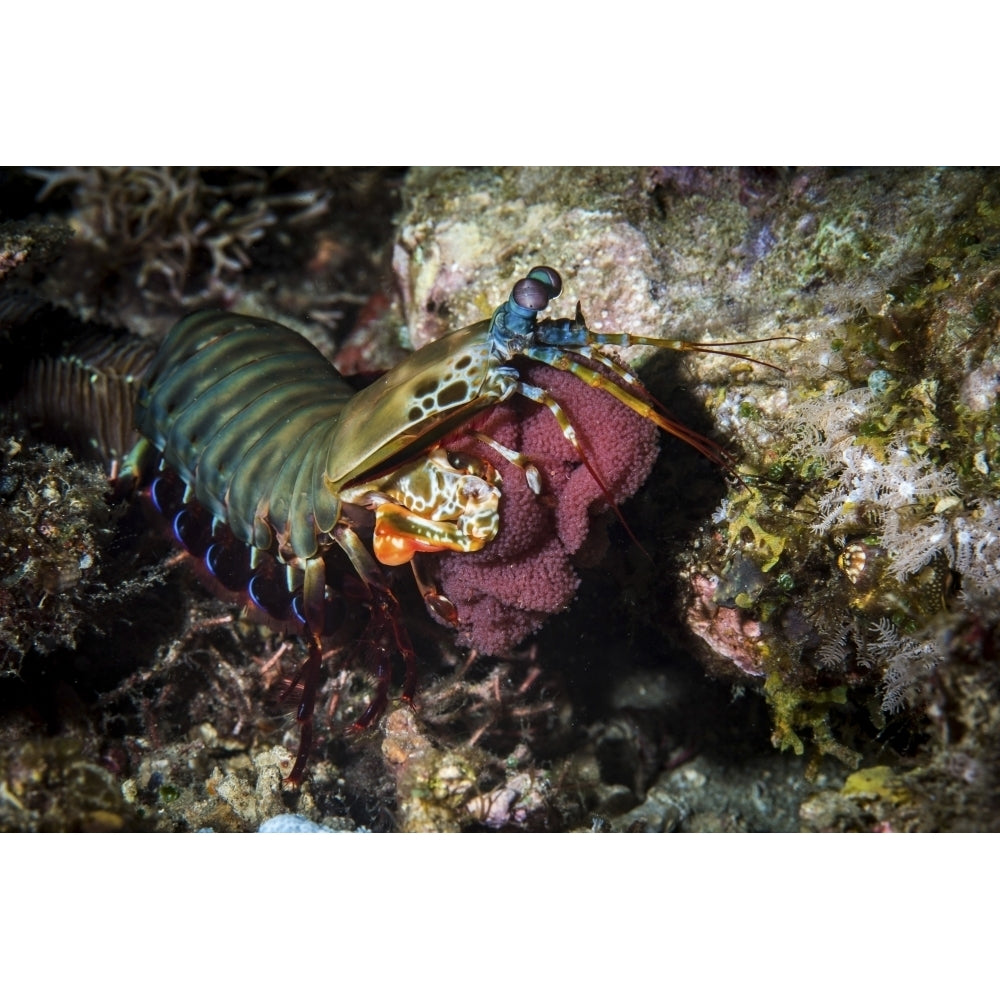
(867, 618), (943, 714)
(950, 501), (1000, 600)
(811, 443), (960, 543)
(789, 387), (873, 465)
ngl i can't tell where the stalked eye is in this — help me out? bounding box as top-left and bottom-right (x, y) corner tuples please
(172, 509), (208, 556)
(525, 266), (562, 297)
(248, 572), (290, 620)
(512, 277), (553, 311)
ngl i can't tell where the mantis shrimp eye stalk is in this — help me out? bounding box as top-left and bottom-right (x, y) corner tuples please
(512, 269), (561, 310)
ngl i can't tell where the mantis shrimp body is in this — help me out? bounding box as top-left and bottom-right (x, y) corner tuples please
(125, 266), (769, 781)
(127, 311), (503, 781)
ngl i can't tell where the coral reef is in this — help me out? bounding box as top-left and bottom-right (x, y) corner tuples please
(3, 166), (1000, 831)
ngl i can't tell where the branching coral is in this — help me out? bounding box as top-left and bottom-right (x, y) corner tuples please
(34, 168), (294, 301)
(27, 167), (336, 329)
